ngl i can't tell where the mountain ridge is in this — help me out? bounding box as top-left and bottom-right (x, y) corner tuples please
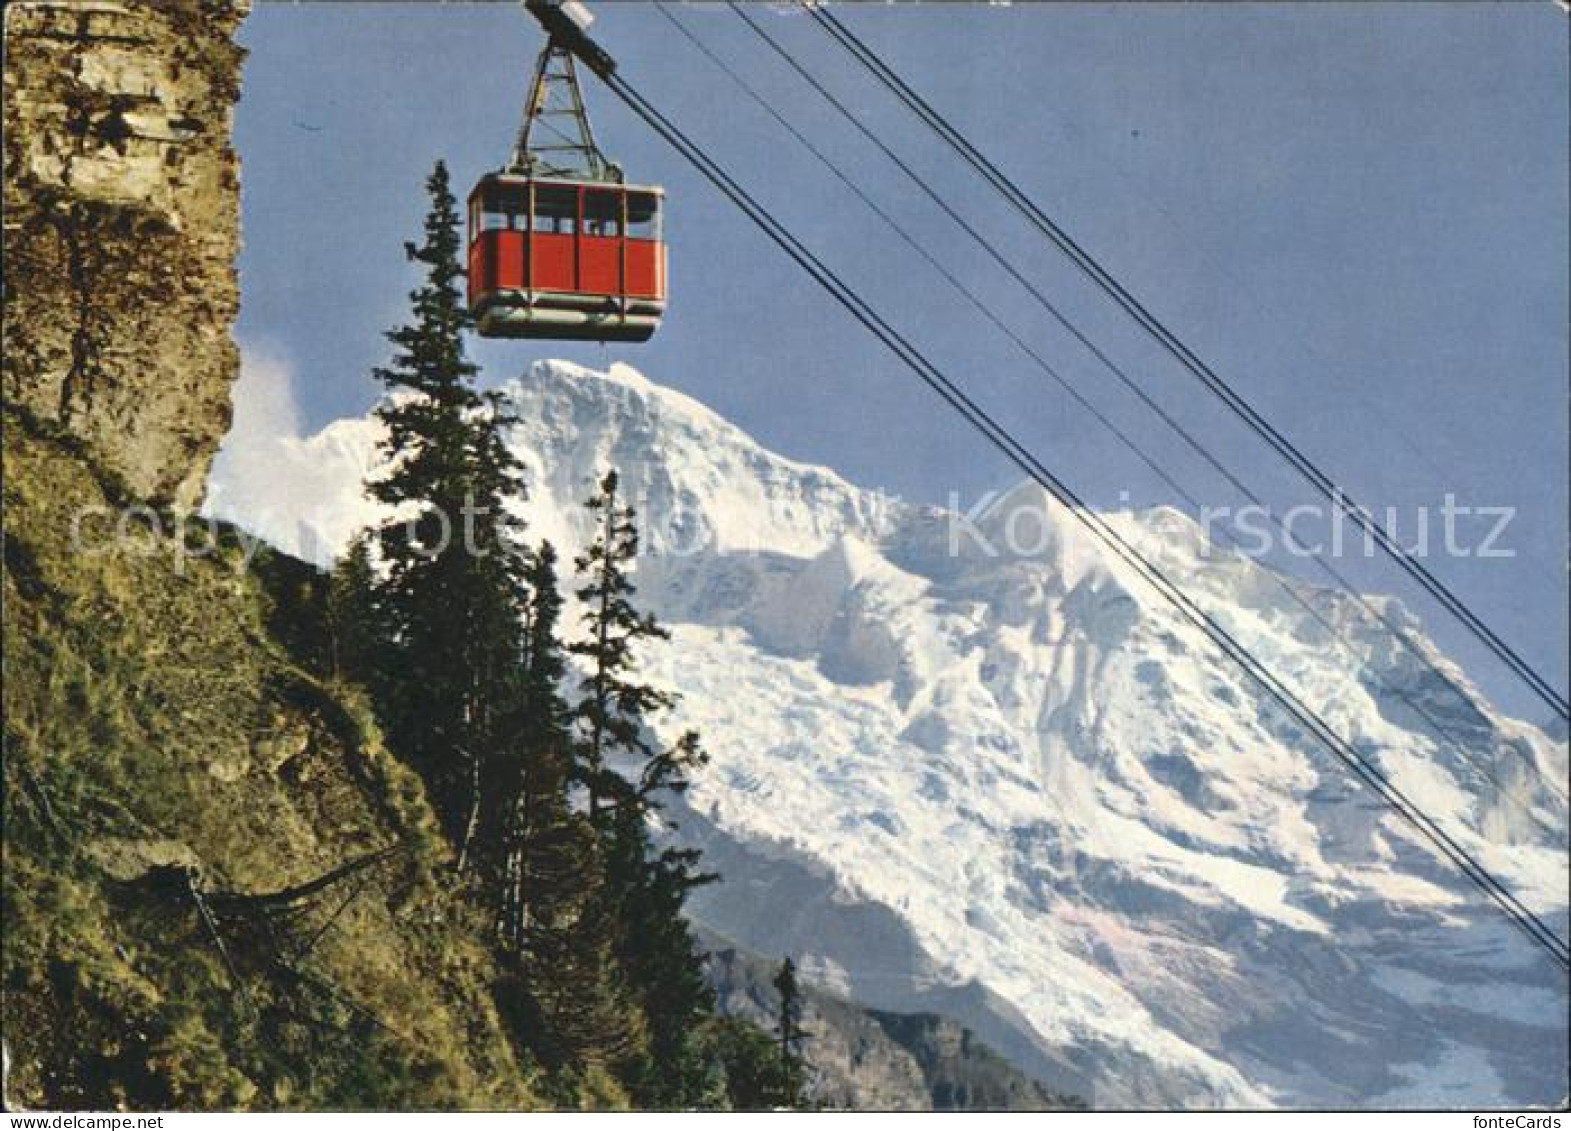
(696, 927), (1085, 1111)
(208, 357), (1570, 1108)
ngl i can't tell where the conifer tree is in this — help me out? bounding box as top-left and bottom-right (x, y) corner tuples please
(364, 159), (528, 865)
(568, 470), (720, 1103)
(493, 542), (586, 952)
(489, 541), (644, 1074)
(509, 816), (645, 1077)
(603, 802), (717, 1106)
(570, 469), (681, 822)
(520, 543), (568, 713)
(325, 533), (382, 684)
(708, 1016), (789, 1110)
(773, 957), (809, 1108)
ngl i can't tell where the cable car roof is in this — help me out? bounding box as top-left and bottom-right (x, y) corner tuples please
(471, 170), (664, 196)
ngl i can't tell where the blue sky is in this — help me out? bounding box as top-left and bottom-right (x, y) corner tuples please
(233, 2), (1567, 719)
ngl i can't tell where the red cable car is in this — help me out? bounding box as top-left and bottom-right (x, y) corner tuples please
(469, 13), (666, 343)
(467, 173), (666, 342)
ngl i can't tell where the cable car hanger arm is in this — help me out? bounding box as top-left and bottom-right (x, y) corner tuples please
(524, 0), (617, 79)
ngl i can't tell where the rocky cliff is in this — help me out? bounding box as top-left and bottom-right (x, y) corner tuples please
(3, 0), (246, 508)
(1, 3), (547, 1110)
(2, 419), (540, 1109)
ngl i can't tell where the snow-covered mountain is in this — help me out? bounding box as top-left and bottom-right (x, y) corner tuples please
(208, 359), (1569, 1108)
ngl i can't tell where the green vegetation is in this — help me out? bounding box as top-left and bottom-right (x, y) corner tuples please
(1, 161), (791, 1112)
(314, 162), (784, 1109)
(2, 409), (538, 1109)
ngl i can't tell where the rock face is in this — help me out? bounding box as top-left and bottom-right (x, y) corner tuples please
(3, 0), (247, 508)
(1, 6), (545, 1109)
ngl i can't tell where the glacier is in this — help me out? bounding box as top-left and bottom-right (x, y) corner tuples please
(207, 358), (1569, 1108)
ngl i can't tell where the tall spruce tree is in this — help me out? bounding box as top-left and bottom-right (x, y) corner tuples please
(365, 159), (528, 869)
(569, 470), (720, 1104)
(494, 543), (573, 953)
(604, 803), (718, 1107)
(493, 541), (644, 1075)
(773, 957), (808, 1108)
(351, 163), (741, 1102)
(325, 533), (383, 684)
(570, 469), (694, 821)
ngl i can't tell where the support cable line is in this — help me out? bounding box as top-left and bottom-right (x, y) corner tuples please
(666, 2), (1561, 819)
(808, 4), (1571, 725)
(725, 2), (1564, 809)
(596, 67), (1570, 969)
(652, 3), (1204, 514)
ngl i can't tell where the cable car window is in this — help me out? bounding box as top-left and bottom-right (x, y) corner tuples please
(479, 183), (524, 233)
(583, 190), (622, 238)
(626, 193), (662, 241)
(532, 184), (577, 235)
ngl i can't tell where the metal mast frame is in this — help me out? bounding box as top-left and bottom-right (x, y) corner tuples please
(509, 39), (622, 182)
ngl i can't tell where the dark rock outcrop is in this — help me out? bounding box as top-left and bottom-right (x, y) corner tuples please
(2, 5), (548, 1109)
(3, 0), (247, 507)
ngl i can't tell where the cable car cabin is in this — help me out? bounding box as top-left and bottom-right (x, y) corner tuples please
(467, 173), (666, 342)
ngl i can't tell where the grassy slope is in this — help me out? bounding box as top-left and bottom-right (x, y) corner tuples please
(1, 411), (554, 1110)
